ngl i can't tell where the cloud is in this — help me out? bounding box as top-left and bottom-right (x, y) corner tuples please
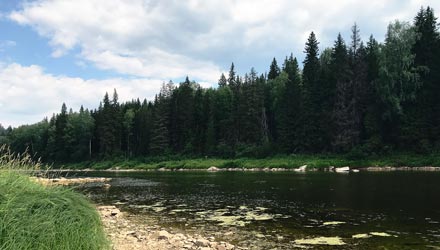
(9, 0), (440, 78)
(3, 0), (440, 128)
(0, 40), (16, 52)
(0, 62), (164, 127)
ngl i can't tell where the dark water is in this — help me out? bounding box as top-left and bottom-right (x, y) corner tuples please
(70, 171), (440, 249)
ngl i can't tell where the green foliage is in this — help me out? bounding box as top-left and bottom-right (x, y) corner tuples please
(378, 21), (421, 118)
(0, 148), (109, 250)
(4, 7), (440, 162)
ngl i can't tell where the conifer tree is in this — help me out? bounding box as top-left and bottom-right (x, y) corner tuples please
(268, 58), (280, 80)
(302, 32), (322, 151)
(277, 58), (302, 152)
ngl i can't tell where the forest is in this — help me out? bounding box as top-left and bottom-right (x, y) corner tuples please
(1, 7), (440, 164)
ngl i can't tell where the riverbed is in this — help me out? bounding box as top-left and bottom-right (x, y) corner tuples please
(68, 171), (440, 249)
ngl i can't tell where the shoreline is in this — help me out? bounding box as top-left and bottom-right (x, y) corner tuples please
(44, 165), (440, 172)
(98, 205), (237, 250)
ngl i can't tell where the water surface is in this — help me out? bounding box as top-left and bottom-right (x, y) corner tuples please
(70, 171), (440, 249)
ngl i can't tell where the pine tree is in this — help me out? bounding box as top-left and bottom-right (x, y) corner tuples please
(331, 34), (357, 152)
(53, 103), (69, 161)
(349, 24), (369, 146)
(403, 6), (440, 151)
(228, 63), (236, 86)
(302, 32), (322, 151)
(276, 58), (302, 152)
(150, 83), (173, 154)
(218, 73), (227, 87)
(268, 58), (280, 80)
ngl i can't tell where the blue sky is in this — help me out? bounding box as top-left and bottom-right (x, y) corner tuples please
(1, 0), (440, 127)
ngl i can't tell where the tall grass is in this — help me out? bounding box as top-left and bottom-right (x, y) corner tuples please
(0, 145), (109, 250)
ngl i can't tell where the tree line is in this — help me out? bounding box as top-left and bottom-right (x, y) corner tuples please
(1, 7), (440, 162)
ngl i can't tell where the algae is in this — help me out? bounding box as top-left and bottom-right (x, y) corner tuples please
(294, 236), (346, 246)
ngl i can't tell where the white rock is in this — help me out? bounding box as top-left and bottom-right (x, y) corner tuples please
(208, 166), (220, 172)
(294, 165), (307, 172)
(335, 166), (350, 172)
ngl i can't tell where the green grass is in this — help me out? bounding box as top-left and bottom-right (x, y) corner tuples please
(0, 146), (109, 250)
(58, 153), (440, 170)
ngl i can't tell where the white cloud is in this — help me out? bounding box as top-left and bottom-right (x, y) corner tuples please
(3, 0), (440, 128)
(0, 40), (16, 52)
(9, 0), (440, 78)
(0, 63), (164, 127)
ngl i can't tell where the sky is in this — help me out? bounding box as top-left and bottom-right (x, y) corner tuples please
(1, 0), (440, 128)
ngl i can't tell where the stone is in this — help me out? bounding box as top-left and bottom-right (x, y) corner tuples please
(335, 166), (350, 172)
(217, 245), (227, 250)
(110, 208), (121, 217)
(155, 230), (172, 240)
(224, 243), (235, 250)
(294, 165), (307, 172)
(208, 166), (220, 172)
(196, 238), (210, 247)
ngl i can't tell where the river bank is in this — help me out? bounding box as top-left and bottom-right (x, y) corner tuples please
(47, 165), (440, 172)
(56, 154), (440, 172)
(98, 205), (237, 250)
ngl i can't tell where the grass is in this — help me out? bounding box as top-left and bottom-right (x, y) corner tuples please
(0, 146), (109, 250)
(58, 152), (440, 170)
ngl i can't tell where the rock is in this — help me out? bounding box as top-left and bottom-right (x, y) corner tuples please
(217, 245), (227, 250)
(208, 166), (219, 172)
(255, 233), (265, 238)
(155, 230), (172, 240)
(200, 247), (211, 250)
(335, 166), (350, 173)
(224, 243), (235, 250)
(111, 208), (121, 217)
(196, 238), (210, 247)
(294, 165), (307, 172)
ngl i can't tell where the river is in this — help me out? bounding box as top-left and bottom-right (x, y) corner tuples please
(69, 171), (440, 249)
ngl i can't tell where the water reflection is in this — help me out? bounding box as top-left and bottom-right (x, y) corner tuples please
(71, 171), (440, 249)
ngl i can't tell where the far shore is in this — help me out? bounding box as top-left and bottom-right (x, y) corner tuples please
(42, 165), (440, 172)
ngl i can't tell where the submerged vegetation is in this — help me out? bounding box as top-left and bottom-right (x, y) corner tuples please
(0, 147), (109, 250)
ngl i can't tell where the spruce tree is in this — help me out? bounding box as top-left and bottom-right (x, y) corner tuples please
(277, 58), (302, 152)
(302, 32), (322, 151)
(331, 34), (357, 152)
(268, 58), (280, 80)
